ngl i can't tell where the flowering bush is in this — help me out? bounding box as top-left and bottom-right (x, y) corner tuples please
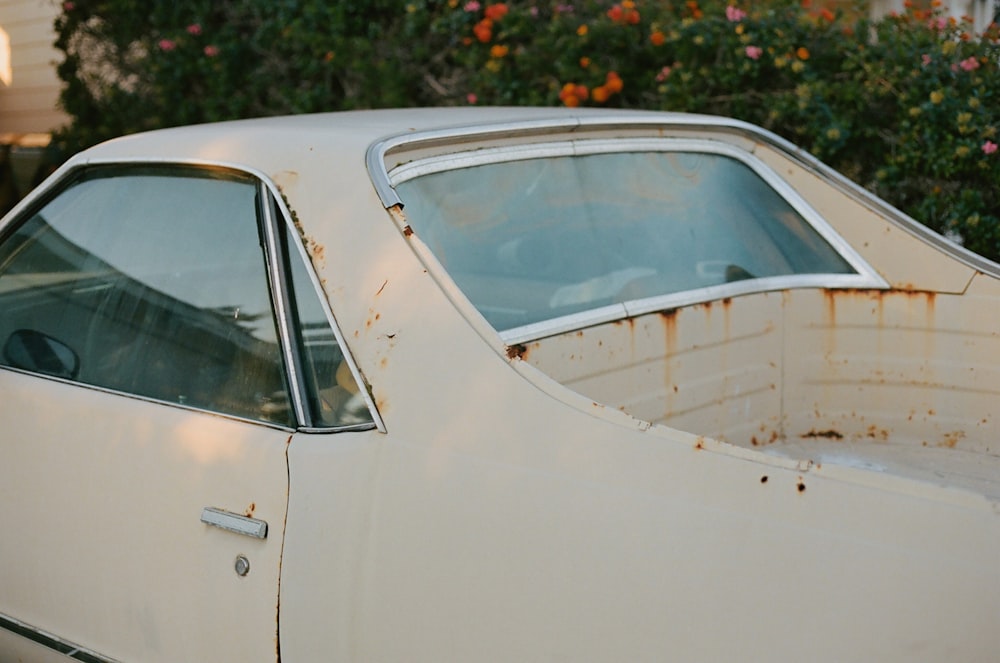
(53, 0), (1000, 261)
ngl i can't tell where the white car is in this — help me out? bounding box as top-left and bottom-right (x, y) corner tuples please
(1, 108), (998, 662)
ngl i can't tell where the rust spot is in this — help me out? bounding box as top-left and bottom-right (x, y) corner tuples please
(865, 425), (890, 441)
(375, 313), (381, 321)
(376, 280), (388, 296)
(379, 357), (388, 369)
(244, 502), (256, 517)
(801, 429), (843, 440)
(575, 330), (584, 337)
(938, 430), (966, 449)
(310, 241), (326, 264)
(760, 475), (768, 484)
(402, 225), (414, 237)
(694, 438), (705, 450)
(751, 436), (759, 446)
(506, 344), (527, 360)
(797, 480), (807, 493)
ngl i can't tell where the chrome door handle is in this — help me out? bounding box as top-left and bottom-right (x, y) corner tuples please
(200, 507), (268, 539)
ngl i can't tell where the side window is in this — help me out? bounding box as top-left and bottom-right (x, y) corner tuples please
(0, 166), (292, 426)
(281, 211), (375, 429)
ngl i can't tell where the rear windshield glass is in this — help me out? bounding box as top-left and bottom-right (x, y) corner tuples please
(393, 147), (854, 332)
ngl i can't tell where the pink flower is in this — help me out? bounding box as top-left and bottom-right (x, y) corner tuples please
(959, 56), (980, 71)
(186, 24), (202, 35)
(464, 1), (480, 11)
(466, 93), (478, 104)
(726, 5), (747, 22)
(928, 17), (947, 30)
(204, 45), (219, 57)
(62, 2), (75, 10)
(983, 141), (999, 155)
(529, 5), (539, 16)
(655, 65), (672, 82)
(158, 39), (177, 51)
(921, 54), (932, 66)
(745, 45), (763, 60)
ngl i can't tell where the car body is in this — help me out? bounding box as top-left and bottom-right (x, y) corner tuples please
(1, 107), (999, 662)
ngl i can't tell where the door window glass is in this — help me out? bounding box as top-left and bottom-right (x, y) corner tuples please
(0, 166), (292, 425)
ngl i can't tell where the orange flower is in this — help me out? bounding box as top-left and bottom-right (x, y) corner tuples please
(579, 56), (591, 68)
(490, 44), (509, 58)
(650, 30), (665, 46)
(592, 86), (610, 103)
(484, 3), (508, 20)
(604, 71), (623, 93)
(559, 82), (589, 106)
(796, 46), (810, 60)
(820, 7), (834, 21)
(473, 18), (493, 42)
(577, 24), (589, 35)
(607, 3), (640, 24)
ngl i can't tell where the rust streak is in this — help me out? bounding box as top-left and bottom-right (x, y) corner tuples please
(375, 280), (388, 296)
(801, 429), (844, 440)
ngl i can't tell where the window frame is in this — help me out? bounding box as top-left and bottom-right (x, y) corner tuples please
(0, 158), (382, 433)
(385, 137), (887, 344)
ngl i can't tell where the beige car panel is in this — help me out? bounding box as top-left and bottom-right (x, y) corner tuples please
(0, 370), (289, 663)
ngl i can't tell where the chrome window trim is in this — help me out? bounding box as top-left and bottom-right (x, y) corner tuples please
(367, 113), (1000, 278)
(259, 183), (311, 427)
(387, 137), (882, 286)
(381, 136), (887, 344)
(500, 274), (868, 346)
(0, 611), (123, 663)
(0, 157), (383, 434)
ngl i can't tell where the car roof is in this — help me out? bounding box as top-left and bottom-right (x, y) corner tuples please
(73, 107), (702, 171)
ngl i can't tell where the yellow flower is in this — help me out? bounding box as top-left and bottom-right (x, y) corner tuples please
(930, 90), (945, 104)
(791, 61), (805, 73)
(969, 97), (981, 109)
(485, 59), (502, 72)
(735, 24), (744, 35)
(774, 56), (787, 69)
(955, 145), (970, 158)
(577, 24), (588, 36)
(957, 112), (972, 125)
(941, 41), (956, 55)
(826, 127), (841, 141)
(909, 106), (922, 117)
(693, 35), (704, 45)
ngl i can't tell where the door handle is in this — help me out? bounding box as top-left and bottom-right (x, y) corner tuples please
(200, 507), (268, 539)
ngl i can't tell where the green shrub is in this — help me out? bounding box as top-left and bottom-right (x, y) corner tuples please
(53, 0), (1000, 261)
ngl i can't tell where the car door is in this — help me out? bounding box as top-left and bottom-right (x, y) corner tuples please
(0, 165), (296, 663)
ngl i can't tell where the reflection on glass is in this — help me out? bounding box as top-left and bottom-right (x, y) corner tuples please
(284, 220), (374, 428)
(0, 167), (291, 426)
(395, 151), (854, 331)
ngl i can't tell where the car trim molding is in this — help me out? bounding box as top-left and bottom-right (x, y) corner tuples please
(377, 134), (887, 344)
(367, 113), (1000, 279)
(0, 612), (123, 663)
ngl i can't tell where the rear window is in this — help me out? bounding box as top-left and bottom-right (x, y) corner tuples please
(392, 141), (857, 335)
